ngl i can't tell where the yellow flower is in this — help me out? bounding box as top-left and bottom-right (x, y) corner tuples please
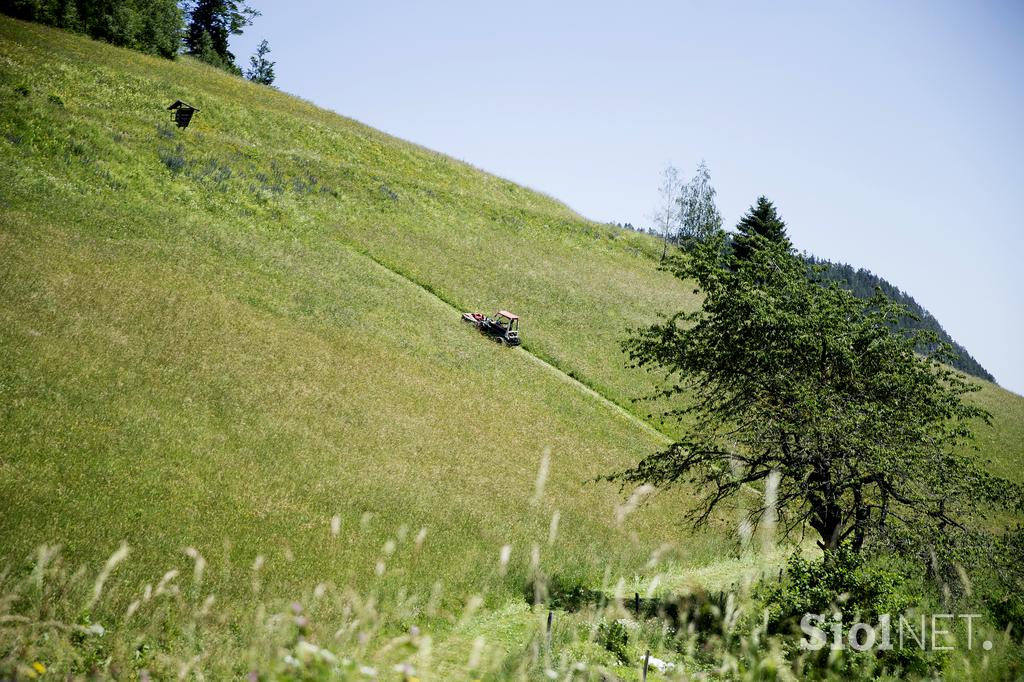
(32, 661), (47, 674)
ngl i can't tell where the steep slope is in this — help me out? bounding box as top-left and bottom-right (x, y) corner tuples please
(1, 15), (1021, 619)
(0, 18), (708, 606)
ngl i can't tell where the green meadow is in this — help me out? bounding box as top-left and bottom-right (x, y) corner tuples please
(1, 17), (1022, 679)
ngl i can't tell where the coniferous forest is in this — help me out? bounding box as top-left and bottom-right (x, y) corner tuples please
(808, 257), (994, 382)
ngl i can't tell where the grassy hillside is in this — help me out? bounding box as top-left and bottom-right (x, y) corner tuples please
(0, 17), (712, 608)
(1, 17), (1022, 679)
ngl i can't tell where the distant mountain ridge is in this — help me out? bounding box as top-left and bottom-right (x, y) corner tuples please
(806, 256), (994, 383)
(615, 222), (994, 384)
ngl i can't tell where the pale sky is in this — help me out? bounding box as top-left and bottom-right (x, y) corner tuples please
(232, 1), (1024, 394)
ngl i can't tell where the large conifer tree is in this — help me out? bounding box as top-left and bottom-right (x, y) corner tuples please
(732, 195), (790, 261)
(182, 0), (258, 73)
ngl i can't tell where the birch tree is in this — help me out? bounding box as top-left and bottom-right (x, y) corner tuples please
(653, 164), (682, 262)
(677, 160), (722, 245)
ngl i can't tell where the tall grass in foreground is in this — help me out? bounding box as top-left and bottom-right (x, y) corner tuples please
(2, 523), (1020, 680)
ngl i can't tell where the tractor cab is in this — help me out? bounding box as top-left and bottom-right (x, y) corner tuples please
(493, 310), (520, 344)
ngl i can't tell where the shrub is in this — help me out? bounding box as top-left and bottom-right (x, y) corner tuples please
(756, 546), (935, 677)
(524, 572), (604, 610)
(597, 619), (630, 664)
(758, 546), (917, 628)
(985, 593), (1024, 640)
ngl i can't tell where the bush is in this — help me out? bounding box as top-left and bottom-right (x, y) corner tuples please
(759, 546), (917, 628)
(524, 572), (604, 610)
(985, 594), (1024, 639)
(596, 619), (630, 664)
(756, 545), (935, 677)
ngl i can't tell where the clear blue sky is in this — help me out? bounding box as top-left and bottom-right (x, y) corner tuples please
(232, 1), (1024, 394)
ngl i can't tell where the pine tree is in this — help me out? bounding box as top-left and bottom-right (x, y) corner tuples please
(245, 38), (275, 85)
(192, 28), (230, 70)
(732, 196), (790, 262)
(183, 0), (259, 74)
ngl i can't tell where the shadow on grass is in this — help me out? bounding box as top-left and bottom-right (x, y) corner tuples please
(524, 574), (731, 632)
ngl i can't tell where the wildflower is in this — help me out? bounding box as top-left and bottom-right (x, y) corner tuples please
(32, 662), (46, 674)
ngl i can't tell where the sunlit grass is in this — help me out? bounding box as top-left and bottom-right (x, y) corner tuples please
(0, 14), (718, 631)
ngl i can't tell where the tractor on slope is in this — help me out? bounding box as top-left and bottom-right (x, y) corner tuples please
(462, 310), (521, 346)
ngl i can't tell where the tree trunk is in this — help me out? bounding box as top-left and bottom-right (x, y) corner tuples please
(807, 459), (843, 552)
